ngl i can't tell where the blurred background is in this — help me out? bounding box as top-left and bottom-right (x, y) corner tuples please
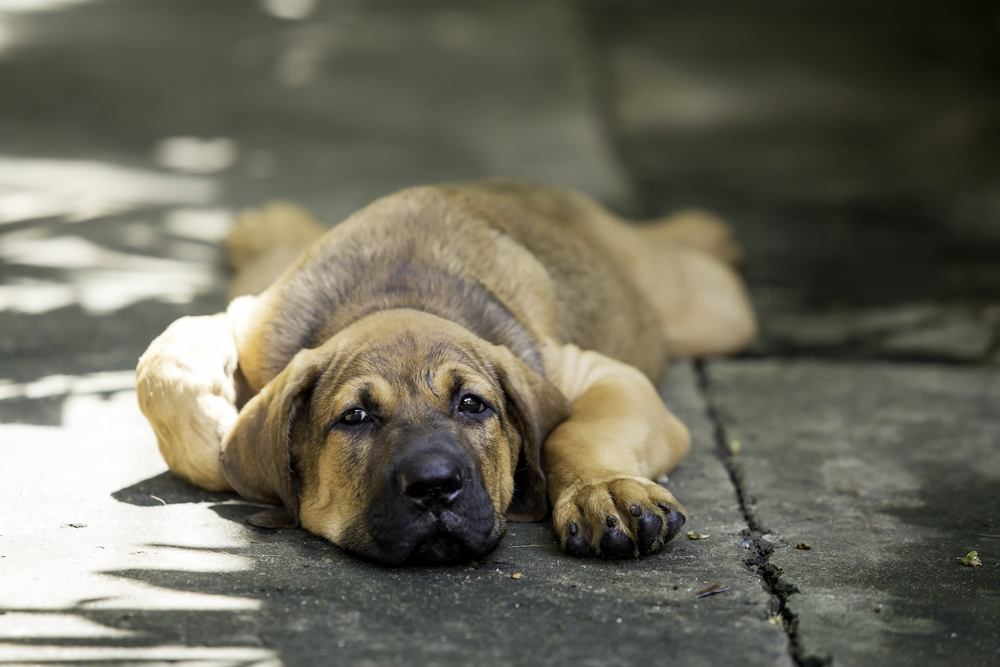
(1, 2), (999, 665)
(2, 0), (998, 410)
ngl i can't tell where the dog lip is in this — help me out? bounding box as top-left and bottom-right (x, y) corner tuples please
(408, 534), (468, 564)
(372, 511), (499, 565)
(366, 469), (502, 565)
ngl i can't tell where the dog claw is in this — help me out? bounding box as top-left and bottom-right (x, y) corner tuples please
(564, 532), (592, 557)
(634, 509), (664, 554)
(664, 508), (686, 542)
(599, 527), (636, 559)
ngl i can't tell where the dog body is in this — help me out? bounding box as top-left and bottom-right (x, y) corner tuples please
(137, 182), (755, 564)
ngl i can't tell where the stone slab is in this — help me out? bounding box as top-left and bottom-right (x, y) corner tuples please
(705, 360), (1000, 666)
(586, 0), (1000, 361)
(0, 364), (790, 666)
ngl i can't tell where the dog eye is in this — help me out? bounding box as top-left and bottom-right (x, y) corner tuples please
(457, 394), (488, 414)
(338, 407), (371, 426)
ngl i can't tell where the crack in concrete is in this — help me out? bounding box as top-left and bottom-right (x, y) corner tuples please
(694, 361), (831, 667)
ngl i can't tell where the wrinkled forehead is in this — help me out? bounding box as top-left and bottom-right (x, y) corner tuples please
(313, 332), (500, 408)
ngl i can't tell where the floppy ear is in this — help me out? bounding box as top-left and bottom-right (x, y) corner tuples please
(220, 347), (325, 527)
(493, 347), (571, 522)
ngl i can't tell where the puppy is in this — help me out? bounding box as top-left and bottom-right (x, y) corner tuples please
(137, 182), (755, 564)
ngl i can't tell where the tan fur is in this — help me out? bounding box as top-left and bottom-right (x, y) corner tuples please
(136, 181), (756, 560)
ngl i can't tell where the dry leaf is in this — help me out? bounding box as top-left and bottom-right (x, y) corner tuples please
(695, 582), (731, 598)
(686, 531), (710, 540)
(958, 551), (982, 567)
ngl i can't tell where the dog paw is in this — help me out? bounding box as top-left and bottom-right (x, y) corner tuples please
(552, 476), (686, 559)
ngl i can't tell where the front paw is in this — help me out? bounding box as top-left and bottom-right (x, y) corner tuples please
(552, 476), (686, 559)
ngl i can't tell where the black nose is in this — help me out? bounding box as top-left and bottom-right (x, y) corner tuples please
(397, 452), (464, 508)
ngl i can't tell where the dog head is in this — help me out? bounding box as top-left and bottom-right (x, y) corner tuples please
(221, 309), (569, 565)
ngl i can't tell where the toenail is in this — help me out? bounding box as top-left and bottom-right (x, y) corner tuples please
(568, 521), (579, 536)
(606, 515), (618, 528)
(629, 504), (642, 517)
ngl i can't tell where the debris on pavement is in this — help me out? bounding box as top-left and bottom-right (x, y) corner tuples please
(958, 551), (982, 567)
(794, 542), (812, 550)
(686, 531), (710, 540)
(695, 582), (731, 599)
(511, 572), (524, 580)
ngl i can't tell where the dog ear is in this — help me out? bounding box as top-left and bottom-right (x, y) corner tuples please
(221, 347), (326, 527)
(493, 346), (571, 522)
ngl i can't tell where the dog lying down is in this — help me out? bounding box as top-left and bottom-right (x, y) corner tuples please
(136, 182), (755, 565)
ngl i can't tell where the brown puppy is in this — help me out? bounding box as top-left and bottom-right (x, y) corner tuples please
(136, 182), (755, 564)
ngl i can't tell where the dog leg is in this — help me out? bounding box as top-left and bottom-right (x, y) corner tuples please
(630, 230), (758, 357)
(543, 344), (690, 559)
(646, 208), (744, 265)
(225, 202), (326, 299)
(135, 296), (259, 491)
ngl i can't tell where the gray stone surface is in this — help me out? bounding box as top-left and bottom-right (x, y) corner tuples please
(0, 363), (790, 666)
(3, 0), (999, 665)
(0, 1), (790, 665)
(591, 0), (1000, 362)
(759, 304), (1000, 363)
(704, 360), (1000, 667)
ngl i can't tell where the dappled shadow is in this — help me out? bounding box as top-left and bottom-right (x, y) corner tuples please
(206, 502), (271, 526)
(112, 472), (236, 507)
(0, 518), (714, 666)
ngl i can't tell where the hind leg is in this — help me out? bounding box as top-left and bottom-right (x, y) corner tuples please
(225, 202), (326, 299)
(650, 208), (745, 265)
(633, 214), (757, 358)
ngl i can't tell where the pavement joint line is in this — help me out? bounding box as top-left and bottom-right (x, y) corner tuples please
(694, 360), (830, 667)
(738, 348), (994, 366)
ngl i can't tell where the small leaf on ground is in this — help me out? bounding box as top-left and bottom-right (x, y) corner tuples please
(958, 551), (982, 567)
(694, 582), (730, 598)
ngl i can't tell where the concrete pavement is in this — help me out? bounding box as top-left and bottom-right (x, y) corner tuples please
(1, 1), (997, 665)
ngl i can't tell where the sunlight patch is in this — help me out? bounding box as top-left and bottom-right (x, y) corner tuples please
(0, 0), (96, 12)
(0, 280), (74, 313)
(0, 613), (134, 640)
(0, 233), (219, 312)
(0, 156), (217, 224)
(0, 371), (136, 401)
(164, 207), (233, 242)
(260, 0), (316, 21)
(154, 137), (238, 174)
(0, 644), (279, 665)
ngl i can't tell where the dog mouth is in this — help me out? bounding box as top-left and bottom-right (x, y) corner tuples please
(364, 454), (505, 566)
(402, 509), (497, 564)
(408, 533), (469, 564)
(364, 507), (503, 566)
